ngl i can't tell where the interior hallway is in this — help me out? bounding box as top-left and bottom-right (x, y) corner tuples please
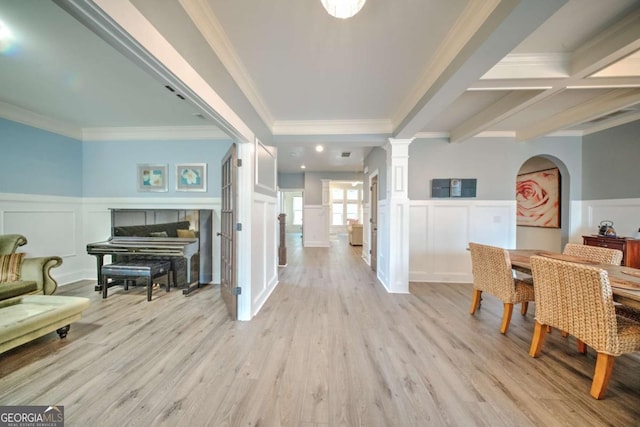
(0, 236), (639, 426)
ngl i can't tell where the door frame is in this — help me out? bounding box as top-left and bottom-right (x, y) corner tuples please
(279, 189), (304, 234)
(369, 171), (379, 272)
(220, 143), (238, 320)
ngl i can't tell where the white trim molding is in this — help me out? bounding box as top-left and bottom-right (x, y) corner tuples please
(272, 119), (393, 136)
(82, 126), (229, 141)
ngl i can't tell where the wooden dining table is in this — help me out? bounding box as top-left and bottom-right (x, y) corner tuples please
(508, 249), (640, 310)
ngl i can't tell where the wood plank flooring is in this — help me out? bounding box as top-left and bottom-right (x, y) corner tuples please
(0, 233), (639, 426)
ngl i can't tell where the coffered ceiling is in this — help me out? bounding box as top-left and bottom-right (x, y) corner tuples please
(1, 0), (639, 173)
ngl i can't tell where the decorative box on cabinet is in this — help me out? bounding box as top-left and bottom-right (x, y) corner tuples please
(582, 235), (640, 269)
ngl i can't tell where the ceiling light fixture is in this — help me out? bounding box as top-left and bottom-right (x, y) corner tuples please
(321, 0), (366, 19)
(301, 164), (306, 169)
(315, 145), (324, 152)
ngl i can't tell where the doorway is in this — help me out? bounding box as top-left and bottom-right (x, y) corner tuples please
(280, 190), (304, 235)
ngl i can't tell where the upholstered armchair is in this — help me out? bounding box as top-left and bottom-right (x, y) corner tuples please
(0, 234), (63, 300)
(348, 223), (363, 246)
(0, 234), (28, 255)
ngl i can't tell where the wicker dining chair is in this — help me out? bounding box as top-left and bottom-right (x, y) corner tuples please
(528, 255), (640, 399)
(561, 243), (639, 350)
(563, 243), (622, 266)
(468, 242), (535, 334)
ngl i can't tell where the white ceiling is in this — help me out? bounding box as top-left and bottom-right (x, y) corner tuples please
(1, 0), (639, 173)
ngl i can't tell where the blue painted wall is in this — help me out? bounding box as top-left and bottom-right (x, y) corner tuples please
(582, 119), (640, 200)
(0, 118), (232, 197)
(0, 118), (83, 196)
(82, 139), (232, 197)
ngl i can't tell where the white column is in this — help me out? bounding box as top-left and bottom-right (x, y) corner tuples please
(384, 138), (413, 293)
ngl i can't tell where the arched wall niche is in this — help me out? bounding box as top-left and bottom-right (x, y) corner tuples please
(516, 155), (570, 252)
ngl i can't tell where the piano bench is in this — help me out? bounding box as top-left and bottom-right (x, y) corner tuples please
(101, 261), (171, 301)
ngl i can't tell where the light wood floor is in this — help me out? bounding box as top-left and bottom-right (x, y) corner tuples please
(1, 234), (639, 426)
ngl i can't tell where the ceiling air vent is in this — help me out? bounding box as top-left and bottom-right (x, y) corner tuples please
(341, 152), (351, 158)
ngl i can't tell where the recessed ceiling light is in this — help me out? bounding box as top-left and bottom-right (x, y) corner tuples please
(315, 145), (324, 152)
(301, 164), (306, 169)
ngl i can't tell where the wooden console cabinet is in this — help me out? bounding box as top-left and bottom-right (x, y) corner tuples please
(582, 235), (640, 269)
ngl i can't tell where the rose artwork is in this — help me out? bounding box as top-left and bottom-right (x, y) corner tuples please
(516, 168), (560, 227)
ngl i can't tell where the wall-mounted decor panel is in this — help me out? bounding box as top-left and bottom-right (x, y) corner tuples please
(432, 179), (477, 198)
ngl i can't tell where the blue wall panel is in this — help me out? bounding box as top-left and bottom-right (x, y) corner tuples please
(82, 139), (232, 197)
(0, 118), (83, 196)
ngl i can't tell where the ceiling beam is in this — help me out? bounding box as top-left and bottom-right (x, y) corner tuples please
(393, 0), (567, 139)
(570, 9), (640, 78)
(449, 90), (543, 143)
(516, 88), (640, 141)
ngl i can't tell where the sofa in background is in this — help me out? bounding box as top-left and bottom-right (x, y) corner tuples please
(0, 234), (63, 301)
(348, 223), (363, 246)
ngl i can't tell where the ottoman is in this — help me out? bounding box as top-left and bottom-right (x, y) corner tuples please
(0, 295), (91, 354)
(101, 260), (171, 301)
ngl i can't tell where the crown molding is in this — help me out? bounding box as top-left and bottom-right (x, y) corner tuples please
(179, 0), (274, 128)
(0, 101), (83, 140)
(82, 125), (229, 141)
(272, 119), (393, 135)
(481, 53), (570, 80)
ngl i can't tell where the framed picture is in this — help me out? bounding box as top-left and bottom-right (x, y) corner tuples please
(137, 164), (168, 192)
(516, 168), (560, 228)
(176, 163), (207, 192)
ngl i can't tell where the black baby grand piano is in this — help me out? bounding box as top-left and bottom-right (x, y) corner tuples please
(87, 209), (213, 295)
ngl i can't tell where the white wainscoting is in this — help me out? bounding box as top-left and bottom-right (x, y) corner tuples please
(303, 205), (330, 247)
(251, 193), (279, 316)
(0, 193), (222, 287)
(580, 198), (640, 239)
(377, 200), (389, 289)
(0, 193), (84, 285)
(409, 199), (517, 283)
(362, 202), (371, 264)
